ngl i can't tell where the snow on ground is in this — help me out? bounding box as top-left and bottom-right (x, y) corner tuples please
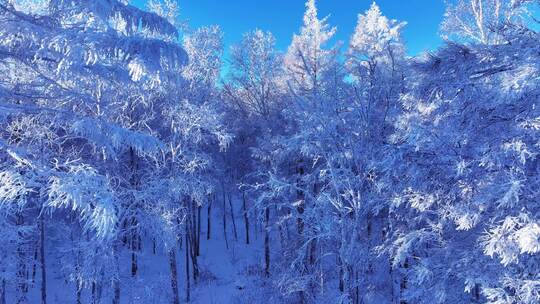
(12, 196), (265, 303)
(190, 200), (264, 304)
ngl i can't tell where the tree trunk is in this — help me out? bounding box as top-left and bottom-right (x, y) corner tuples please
(309, 239), (316, 266)
(74, 244), (83, 304)
(168, 249), (180, 304)
(197, 205), (201, 256)
(228, 193), (238, 241)
(222, 190), (229, 250)
(130, 219), (139, 277)
(129, 148), (140, 278)
(16, 213), (28, 304)
(354, 269), (360, 304)
(0, 279), (6, 304)
(91, 281), (102, 304)
(177, 216), (183, 251)
(399, 258), (409, 304)
(264, 207), (270, 277)
(76, 284), (82, 304)
(131, 251), (138, 277)
(338, 257), (344, 293)
(295, 165), (306, 304)
(185, 233), (190, 302)
(187, 206), (199, 283)
(296, 165), (305, 237)
(112, 245), (120, 304)
(207, 197), (212, 240)
(113, 276), (120, 304)
(39, 216), (47, 304)
(32, 245), (37, 284)
(242, 192), (250, 245)
(24, 269), (29, 293)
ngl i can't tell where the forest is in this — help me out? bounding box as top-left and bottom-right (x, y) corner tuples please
(0, 0), (539, 303)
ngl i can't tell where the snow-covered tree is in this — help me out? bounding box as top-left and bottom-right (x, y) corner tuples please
(349, 2), (406, 67)
(0, 0), (187, 302)
(388, 25), (540, 303)
(1, 1), (539, 303)
(182, 25), (223, 103)
(441, 0), (534, 44)
(226, 29), (284, 119)
(284, 0), (338, 94)
(347, 1), (406, 142)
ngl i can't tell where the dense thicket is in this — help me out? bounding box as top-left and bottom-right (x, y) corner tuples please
(0, 0), (539, 303)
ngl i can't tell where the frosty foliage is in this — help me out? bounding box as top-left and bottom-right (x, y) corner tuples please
(47, 164), (117, 240)
(0, 0), (229, 301)
(226, 29), (285, 119)
(182, 25), (223, 88)
(386, 24), (540, 303)
(0, 0), (539, 303)
(70, 117), (164, 159)
(348, 2), (406, 66)
(441, 0), (535, 44)
(0, 170), (32, 210)
(284, 0), (338, 93)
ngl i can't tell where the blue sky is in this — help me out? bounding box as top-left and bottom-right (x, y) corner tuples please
(133, 0), (446, 56)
